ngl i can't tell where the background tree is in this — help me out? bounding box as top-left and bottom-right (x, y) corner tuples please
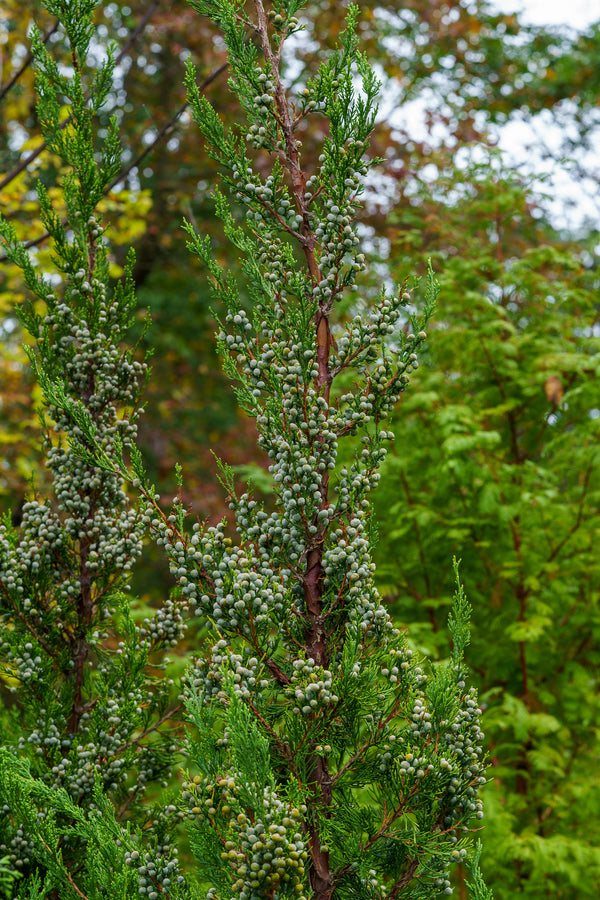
(296, 9), (600, 896)
(371, 154), (600, 897)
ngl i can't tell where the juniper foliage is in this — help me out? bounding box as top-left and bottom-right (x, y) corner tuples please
(0, 1), (189, 896)
(0, 1), (491, 898)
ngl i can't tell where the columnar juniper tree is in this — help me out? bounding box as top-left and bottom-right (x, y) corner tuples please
(0, 1), (190, 896)
(150, 2), (488, 898)
(0, 0), (491, 898)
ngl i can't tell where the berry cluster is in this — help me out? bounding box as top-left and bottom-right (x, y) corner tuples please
(124, 844), (185, 896)
(288, 659), (338, 716)
(181, 774), (309, 900)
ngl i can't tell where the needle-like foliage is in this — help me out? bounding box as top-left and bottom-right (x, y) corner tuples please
(0, 1), (490, 898)
(0, 1), (190, 896)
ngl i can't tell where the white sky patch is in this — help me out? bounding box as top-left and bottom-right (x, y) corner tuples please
(490, 0), (598, 29)
(381, 1), (600, 234)
(490, 0), (600, 231)
(496, 111), (600, 231)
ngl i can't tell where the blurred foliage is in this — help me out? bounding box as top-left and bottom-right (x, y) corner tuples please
(372, 156), (600, 897)
(2, 1), (600, 897)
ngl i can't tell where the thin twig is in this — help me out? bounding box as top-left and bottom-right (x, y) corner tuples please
(114, 704), (183, 757)
(0, 22), (60, 104)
